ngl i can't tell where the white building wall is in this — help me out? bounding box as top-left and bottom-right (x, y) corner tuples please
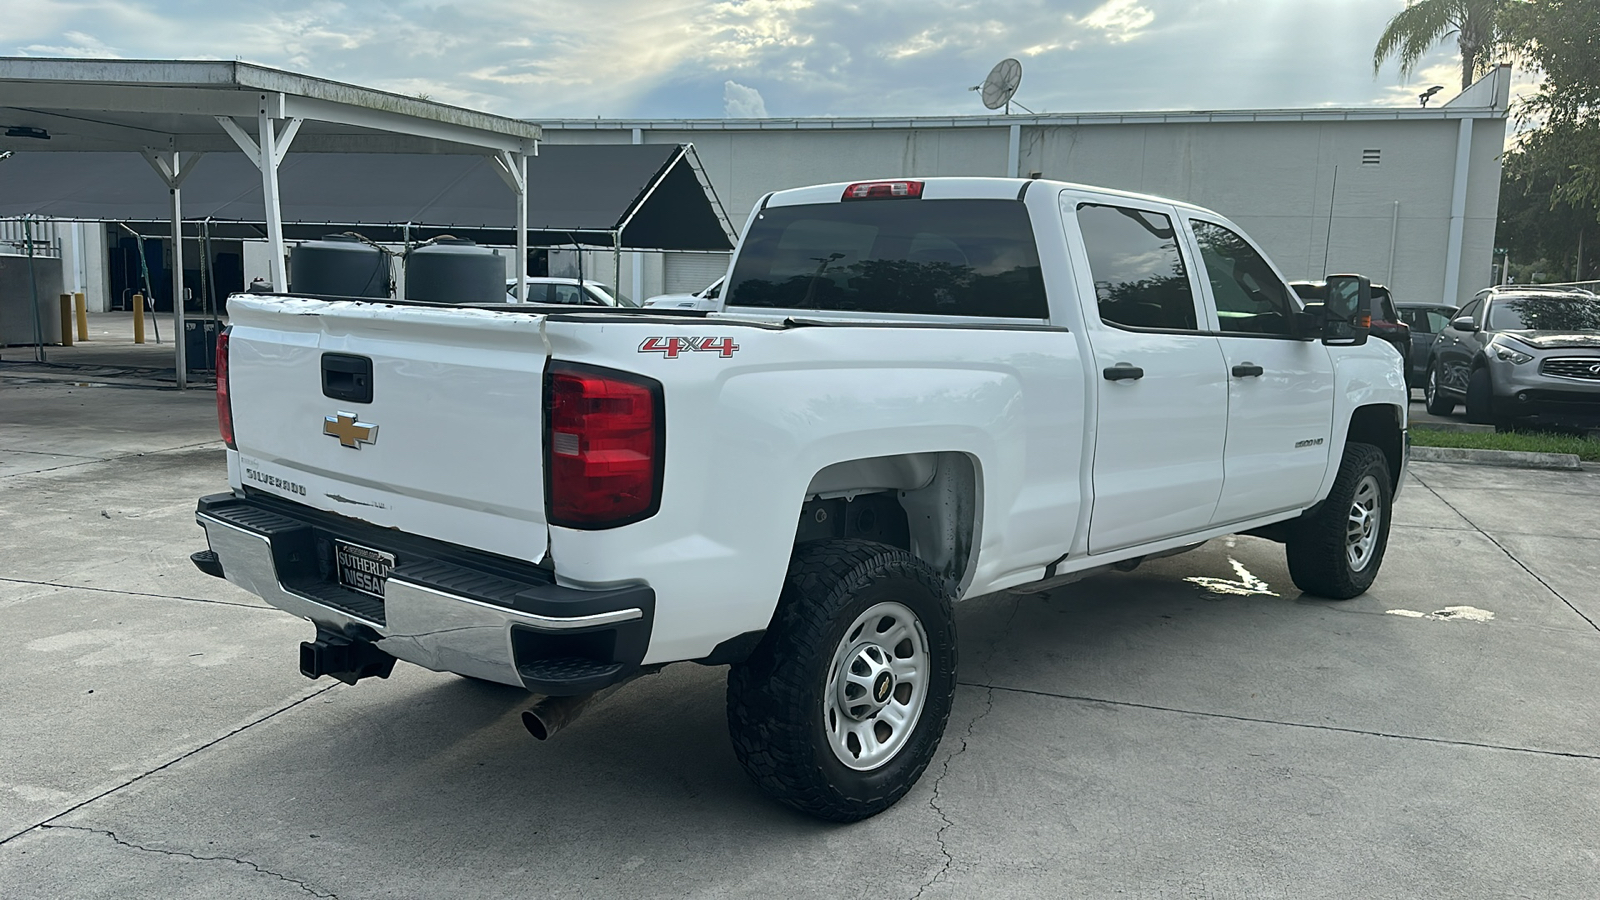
(540, 95), (1508, 307)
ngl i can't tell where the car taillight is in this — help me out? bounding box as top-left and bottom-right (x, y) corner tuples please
(545, 362), (663, 529)
(216, 328), (235, 449)
(841, 180), (923, 200)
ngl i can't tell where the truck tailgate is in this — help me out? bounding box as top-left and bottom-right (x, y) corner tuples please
(225, 296), (550, 562)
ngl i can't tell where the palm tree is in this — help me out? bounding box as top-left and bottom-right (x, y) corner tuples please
(1372, 0), (1509, 91)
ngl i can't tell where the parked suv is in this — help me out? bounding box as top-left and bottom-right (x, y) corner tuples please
(1424, 286), (1600, 427)
(1396, 301), (1459, 388)
(1292, 281), (1410, 366)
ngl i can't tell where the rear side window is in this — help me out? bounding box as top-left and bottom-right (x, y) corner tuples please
(1077, 203), (1198, 331)
(724, 199), (1048, 318)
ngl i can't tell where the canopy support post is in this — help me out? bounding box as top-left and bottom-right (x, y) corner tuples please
(141, 148), (204, 389)
(170, 156), (186, 388)
(258, 107), (287, 293)
(493, 147), (533, 303)
(516, 152), (528, 304)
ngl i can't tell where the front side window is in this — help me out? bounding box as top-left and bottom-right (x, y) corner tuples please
(724, 199), (1047, 318)
(1076, 203), (1197, 331)
(1190, 220), (1296, 336)
(1453, 299), (1483, 327)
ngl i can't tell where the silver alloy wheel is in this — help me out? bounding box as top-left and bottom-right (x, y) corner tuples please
(823, 600), (930, 771)
(1345, 474), (1383, 572)
(1426, 366), (1438, 404)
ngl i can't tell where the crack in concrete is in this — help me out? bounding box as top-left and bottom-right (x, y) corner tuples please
(0, 575), (272, 611)
(37, 824), (338, 898)
(961, 681), (1600, 762)
(1409, 470), (1600, 633)
(0, 684), (337, 847)
(910, 594), (1023, 900)
(0, 440), (223, 479)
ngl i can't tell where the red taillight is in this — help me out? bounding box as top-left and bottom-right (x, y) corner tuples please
(216, 328), (235, 449)
(841, 180), (923, 200)
(545, 363), (662, 529)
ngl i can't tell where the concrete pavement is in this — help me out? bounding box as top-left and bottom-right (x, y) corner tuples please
(2, 374), (1597, 898)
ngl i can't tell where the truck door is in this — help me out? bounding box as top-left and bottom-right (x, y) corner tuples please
(1068, 200), (1229, 554)
(1184, 217), (1335, 523)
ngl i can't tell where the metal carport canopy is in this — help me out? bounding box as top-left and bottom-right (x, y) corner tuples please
(0, 143), (736, 251)
(0, 57), (542, 387)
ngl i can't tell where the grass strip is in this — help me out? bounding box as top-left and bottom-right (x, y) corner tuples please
(1411, 428), (1600, 462)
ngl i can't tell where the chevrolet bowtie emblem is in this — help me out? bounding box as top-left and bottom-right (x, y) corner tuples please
(323, 412), (378, 449)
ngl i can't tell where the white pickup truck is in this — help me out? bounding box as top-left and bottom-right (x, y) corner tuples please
(193, 177), (1407, 821)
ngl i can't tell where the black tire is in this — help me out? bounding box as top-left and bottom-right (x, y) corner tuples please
(1423, 361), (1455, 416)
(727, 539), (957, 822)
(1465, 366), (1494, 425)
(1286, 442), (1392, 599)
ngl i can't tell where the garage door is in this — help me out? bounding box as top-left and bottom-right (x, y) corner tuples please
(663, 253), (730, 295)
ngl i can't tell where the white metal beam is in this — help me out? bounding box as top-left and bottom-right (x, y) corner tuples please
(139, 148), (204, 189)
(0, 83), (266, 118)
(258, 106), (287, 292)
(215, 115), (260, 166)
(165, 150), (188, 388)
(1442, 117), (1473, 306)
(517, 151), (528, 304)
(274, 117), (304, 165)
(282, 93), (531, 153)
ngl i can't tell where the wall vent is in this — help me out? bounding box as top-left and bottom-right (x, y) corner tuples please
(1361, 148), (1382, 166)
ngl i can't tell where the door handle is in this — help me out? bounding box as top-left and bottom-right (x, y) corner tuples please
(1102, 365), (1144, 381)
(1231, 363), (1264, 378)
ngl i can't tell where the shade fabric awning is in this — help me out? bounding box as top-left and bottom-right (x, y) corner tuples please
(0, 143), (734, 251)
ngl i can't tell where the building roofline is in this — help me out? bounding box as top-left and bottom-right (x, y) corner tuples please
(533, 105), (1506, 132)
(0, 57), (541, 142)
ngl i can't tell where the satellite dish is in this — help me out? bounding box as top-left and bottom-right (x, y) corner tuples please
(980, 58), (1022, 111)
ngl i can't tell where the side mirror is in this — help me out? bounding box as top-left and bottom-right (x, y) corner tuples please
(1450, 315), (1478, 333)
(1322, 274), (1371, 347)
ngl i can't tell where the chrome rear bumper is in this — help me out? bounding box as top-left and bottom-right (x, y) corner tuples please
(196, 494), (653, 694)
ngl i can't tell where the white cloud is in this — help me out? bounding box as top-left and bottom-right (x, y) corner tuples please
(19, 29), (121, 58)
(724, 80), (769, 117)
(0, 0), (1528, 120)
(1078, 0), (1155, 43)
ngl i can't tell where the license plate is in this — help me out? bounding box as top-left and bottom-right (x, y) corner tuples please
(334, 540), (395, 599)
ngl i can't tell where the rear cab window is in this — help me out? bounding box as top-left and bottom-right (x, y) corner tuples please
(724, 198), (1048, 319)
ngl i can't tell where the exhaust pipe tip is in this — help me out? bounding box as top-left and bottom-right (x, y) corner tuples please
(521, 708), (555, 741)
(520, 682), (629, 741)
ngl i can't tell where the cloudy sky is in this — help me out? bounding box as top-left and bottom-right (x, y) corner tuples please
(1, 0), (1512, 120)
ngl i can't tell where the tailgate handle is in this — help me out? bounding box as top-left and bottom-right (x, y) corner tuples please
(321, 353), (373, 404)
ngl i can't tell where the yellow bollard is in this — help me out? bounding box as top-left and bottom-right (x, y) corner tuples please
(132, 293), (145, 344)
(58, 294), (73, 347)
(74, 292), (88, 341)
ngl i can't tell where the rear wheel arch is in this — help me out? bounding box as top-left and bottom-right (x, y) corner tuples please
(798, 451), (981, 597)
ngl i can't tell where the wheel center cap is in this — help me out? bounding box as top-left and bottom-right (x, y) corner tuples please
(873, 672), (894, 703)
(837, 642), (896, 721)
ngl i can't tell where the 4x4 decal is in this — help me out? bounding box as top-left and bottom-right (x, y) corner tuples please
(639, 336), (740, 358)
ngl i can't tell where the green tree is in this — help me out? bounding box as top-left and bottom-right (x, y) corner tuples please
(1372, 0), (1511, 91)
(1502, 0), (1600, 211)
(1498, 137), (1599, 281)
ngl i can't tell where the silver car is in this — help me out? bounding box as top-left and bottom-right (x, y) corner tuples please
(1424, 286), (1600, 428)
